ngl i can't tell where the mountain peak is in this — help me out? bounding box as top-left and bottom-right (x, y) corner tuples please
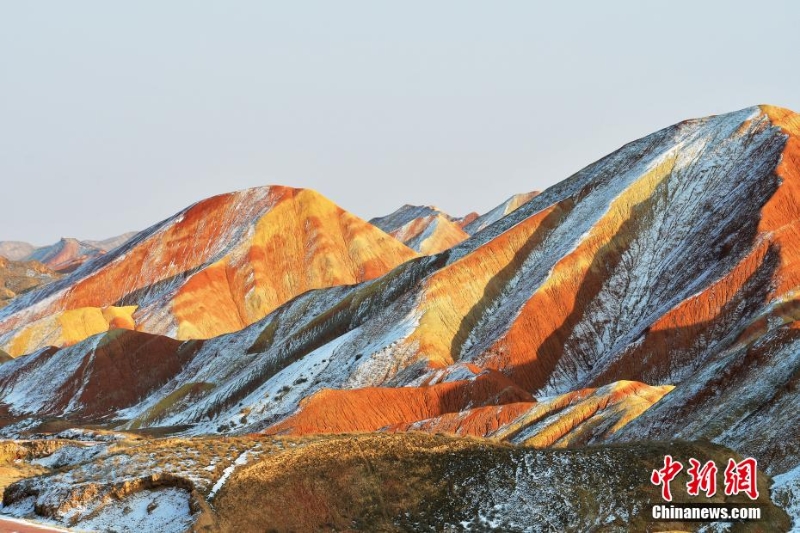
(0, 184), (418, 355)
(370, 204), (469, 255)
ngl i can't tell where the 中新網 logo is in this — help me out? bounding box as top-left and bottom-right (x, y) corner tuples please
(650, 455), (759, 501)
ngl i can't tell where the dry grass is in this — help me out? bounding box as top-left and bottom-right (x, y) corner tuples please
(1, 433), (790, 532)
(0, 440), (75, 493)
(202, 433), (789, 532)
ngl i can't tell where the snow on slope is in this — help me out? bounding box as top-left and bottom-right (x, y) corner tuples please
(370, 205), (447, 233)
(78, 488), (194, 533)
(11, 434), (785, 531)
(774, 464), (800, 532)
(1, 437), (264, 532)
(462, 190), (538, 235)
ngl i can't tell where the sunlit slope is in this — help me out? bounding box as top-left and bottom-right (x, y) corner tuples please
(1, 306), (136, 357)
(0, 186), (418, 354)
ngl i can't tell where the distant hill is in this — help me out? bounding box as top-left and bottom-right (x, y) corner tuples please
(370, 205), (470, 254)
(0, 232), (137, 273)
(0, 257), (60, 309)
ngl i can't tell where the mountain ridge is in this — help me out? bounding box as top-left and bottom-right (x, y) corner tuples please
(0, 232), (137, 273)
(0, 185), (419, 356)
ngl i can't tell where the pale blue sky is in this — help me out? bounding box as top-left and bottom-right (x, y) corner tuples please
(2, 1), (799, 244)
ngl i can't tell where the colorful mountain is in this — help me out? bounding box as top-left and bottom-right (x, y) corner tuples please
(1, 105), (800, 530)
(0, 186), (418, 356)
(370, 205), (470, 254)
(369, 193), (540, 254)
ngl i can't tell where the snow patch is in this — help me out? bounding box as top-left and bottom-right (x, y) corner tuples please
(208, 450), (251, 500)
(76, 488), (194, 533)
(773, 465), (800, 532)
(32, 444), (107, 469)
